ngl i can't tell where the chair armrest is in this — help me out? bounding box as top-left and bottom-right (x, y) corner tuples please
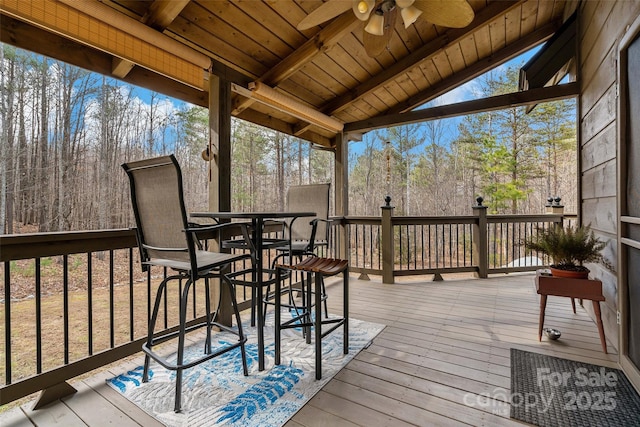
(307, 218), (331, 250)
(185, 222), (257, 257)
(263, 219), (286, 234)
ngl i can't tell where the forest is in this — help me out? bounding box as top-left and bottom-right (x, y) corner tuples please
(0, 44), (577, 235)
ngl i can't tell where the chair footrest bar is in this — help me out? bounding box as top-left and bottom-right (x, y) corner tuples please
(320, 320), (345, 339)
(142, 337), (246, 371)
(280, 314), (310, 329)
(148, 320), (213, 347)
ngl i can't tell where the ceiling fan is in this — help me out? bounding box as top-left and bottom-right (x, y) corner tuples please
(297, 0), (475, 57)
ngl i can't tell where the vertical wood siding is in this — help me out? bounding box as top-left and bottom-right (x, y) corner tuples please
(579, 0), (640, 351)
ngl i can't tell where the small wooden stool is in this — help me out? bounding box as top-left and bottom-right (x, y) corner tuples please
(274, 257), (349, 379)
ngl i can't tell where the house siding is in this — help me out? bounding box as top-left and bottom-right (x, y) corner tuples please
(579, 0), (640, 352)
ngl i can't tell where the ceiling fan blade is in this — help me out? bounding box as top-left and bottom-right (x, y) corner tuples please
(413, 0), (474, 28)
(297, 0), (353, 30)
(363, 8), (396, 57)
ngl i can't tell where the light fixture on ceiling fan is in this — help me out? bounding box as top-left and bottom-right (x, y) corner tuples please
(297, 0), (475, 57)
(356, 0), (423, 35)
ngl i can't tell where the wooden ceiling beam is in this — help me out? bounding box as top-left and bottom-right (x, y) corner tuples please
(386, 20), (561, 115)
(143, 0), (191, 30)
(261, 12), (360, 86)
(345, 82), (579, 133)
(235, 109), (332, 148)
(320, 1), (524, 116)
(111, 0), (190, 79)
(233, 12), (360, 116)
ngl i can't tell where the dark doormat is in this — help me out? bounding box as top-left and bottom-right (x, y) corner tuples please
(511, 349), (640, 427)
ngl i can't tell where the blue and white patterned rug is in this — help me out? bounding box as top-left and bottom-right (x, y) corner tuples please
(107, 312), (384, 427)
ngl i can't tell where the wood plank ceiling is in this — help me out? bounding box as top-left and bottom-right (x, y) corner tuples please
(0, 0), (569, 147)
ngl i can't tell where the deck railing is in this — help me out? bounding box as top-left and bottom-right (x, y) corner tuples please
(331, 205), (575, 281)
(1, 203), (574, 406)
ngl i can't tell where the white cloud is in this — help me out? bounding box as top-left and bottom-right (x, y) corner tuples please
(430, 79), (481, 106)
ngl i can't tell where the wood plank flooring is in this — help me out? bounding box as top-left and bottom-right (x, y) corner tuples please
(1, 273), (618, 426)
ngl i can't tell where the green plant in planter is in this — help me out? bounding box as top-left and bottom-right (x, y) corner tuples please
(524, 224), (605, 276)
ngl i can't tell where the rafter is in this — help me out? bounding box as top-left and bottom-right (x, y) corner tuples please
(234, 107), (332, 148)
(143, 0), (191, 30)
(232, 11), (360, 116)
(320, 1), (524, 117)
(386, 21), (561, 115)
(112, 0), (190, 78)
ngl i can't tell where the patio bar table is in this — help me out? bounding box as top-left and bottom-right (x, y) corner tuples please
(190, 211), (315, 371)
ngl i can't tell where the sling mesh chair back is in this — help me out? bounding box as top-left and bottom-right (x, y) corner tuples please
(265, 183), (331, 319)
(122, 154), (250, 413)
(285, 183), (331, 256)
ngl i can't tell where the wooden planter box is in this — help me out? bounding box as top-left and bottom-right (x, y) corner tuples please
(535, 270), (607, 353)
(535, 272), (604, 301)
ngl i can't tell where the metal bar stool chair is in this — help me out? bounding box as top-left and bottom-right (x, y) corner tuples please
(274, 257), (349, 379)
(122, 155), (250, 413)
(264, 183), (332, 320)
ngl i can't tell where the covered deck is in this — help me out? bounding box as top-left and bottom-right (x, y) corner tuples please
(3, 273), (617, 426)
(2, 0), (639, 423)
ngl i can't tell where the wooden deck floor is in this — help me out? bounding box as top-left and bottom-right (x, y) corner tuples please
(2, 273), (618, 426)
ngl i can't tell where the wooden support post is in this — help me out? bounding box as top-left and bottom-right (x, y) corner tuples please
(334, 133), (349, 260)
(209, 72), (233, 326)
(545, 196), (565, 229)
(381, 196), (394, 284)
(472, 197), (488, 278)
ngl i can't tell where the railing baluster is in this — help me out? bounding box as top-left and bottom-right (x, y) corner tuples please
(88, 253), (93, 355)
(5, 261), (12, 384)
(505, 223), (510, 268)
(129, 248), (134, 341)
(109, 251), (115, 348)
(454, 224), (459, 267)
(412, 225), (417, 270)
(420, 224), (424, 270)
(440, 224), (444, 268)
(354, 224), (360, 269)
(372, 225), (376, 269)
(511, 224), (520, 260)
(448, 224), (453, 268)
(399, 225), (404, 268)
(415, 225), (419, 269)
(63, 255), (70, 365)
(428, 224), (432, 269)
(35, 258), (42, 373)
(462, 225), (467, 266)
(495, 223), (500, 269)
(363, 224), (367, 269)
(368, 224), (372, 269)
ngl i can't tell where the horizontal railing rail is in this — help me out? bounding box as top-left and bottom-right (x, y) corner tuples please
(1, 208), (572, 405)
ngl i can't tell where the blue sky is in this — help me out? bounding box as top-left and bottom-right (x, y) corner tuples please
(426, 46), (539, 107)
(349, 45), (542, 156)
